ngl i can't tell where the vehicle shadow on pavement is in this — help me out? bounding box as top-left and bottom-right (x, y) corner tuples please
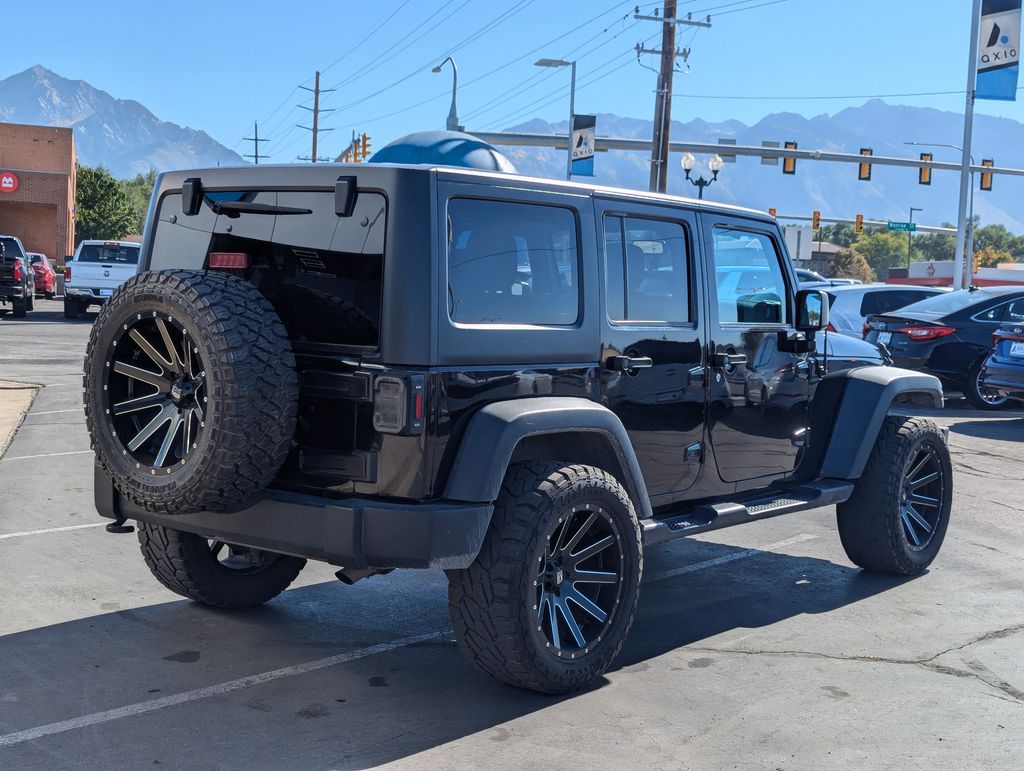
(0, 307), (96, 325)
(0, 539), (912, 768)
(946, 416), (1024, 440)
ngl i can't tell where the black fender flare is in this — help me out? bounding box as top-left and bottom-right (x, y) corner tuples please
(810, 366), (944, 480)
(443, 397), (654, 519)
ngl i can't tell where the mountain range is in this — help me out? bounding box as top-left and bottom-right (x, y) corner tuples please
(503, 102), (1024, 232)
(2, 65), (1023, 232)
(0, 66), (242, 177)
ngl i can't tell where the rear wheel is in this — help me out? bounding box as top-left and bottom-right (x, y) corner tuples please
(137, 523), (305, 608)
(837, 416), (952, 575)
(965, 358), (1008, 410)
(447, 462), (642, 694)
(11, 298), (27, 318)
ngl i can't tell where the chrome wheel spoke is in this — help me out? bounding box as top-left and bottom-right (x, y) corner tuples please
(901, 506), (922, 546)
(129, 328), (172, 372)
(561, 512), (597, 555)
(556, 597), (587, 649)
(155, 319), (183, 374)
(153, 413), (183, 467)
(909, 493), (939, 509)
(113, 361), (169, 390)
(565, 587), (608, 623)
(906, 451), (932, 481)
(537, 589), (548, 622)
(112, 391), (165, 416)
(127, 403), (176, 451)
(569, 535), (615, 566)
(572, 569), (618, 584)
(909, 471), (940, 490)
(905, 504), (934, 534)
(547, 595), (561, 650)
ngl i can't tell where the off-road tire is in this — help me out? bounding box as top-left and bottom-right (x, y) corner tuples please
(137, 522), (305, 608)
(12, 298), (27, 318)
(447, 462), (643, 694)
(84, 270), (298, 514)
(965, 358), (1008, 410)
(64, 297), (80, 319)
(837, 416), (952, 575)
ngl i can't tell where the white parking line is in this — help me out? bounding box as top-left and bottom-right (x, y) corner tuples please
(0, 533), (820, 748)
(0, 631), (445, 749)
(0, 523), (105, 541)
(646, 533), (819, 583)
(26, 408), (82, 416)
(1, 450), (93, 462)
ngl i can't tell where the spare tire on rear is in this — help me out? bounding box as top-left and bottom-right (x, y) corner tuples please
(84, 270), (298, 514)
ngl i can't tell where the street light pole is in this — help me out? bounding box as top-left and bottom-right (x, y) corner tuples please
(908, 206), (923, 268)
(534, 59), (577, 180)
(681, 153), (723, 200)
(431, 57), (463, 132)
(953, 0), (983, 290)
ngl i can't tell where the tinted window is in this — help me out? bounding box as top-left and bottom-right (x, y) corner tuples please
(711, 229), (788, 324)
(0, 237), (26, 261)
(897, 289), (1016, 317)
(604, 215), (690, 323)
(447, 198), (579, 325)
(859, 289), (938, 317)
(1004, 298), (1024, 323)
(78, 244), (140, 264)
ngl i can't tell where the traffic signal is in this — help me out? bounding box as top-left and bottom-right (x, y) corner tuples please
(980, 159), (993, 191)
(812, 210), (821, 230)
(342, 149), (352, 163)
(918, 152), (932, 185)
(858, 148), (872, 181)
(782, 141), (797, 175)
(854, 214), (864, 234)
(768, 207), (777, 217)
(361, 133), (372, 161)
(972, 250), (979, 275)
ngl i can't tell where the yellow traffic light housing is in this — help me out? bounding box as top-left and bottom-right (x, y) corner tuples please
(768, 207), (777, 218)
(980, 159), (993, 191)
(918, 152), (932, 185)
(361, 133), (372, 161)
(854, 214), (864, 234)
(782, 141), (797, 175)
(812, 210), (821, 230)
(858, 148), (872, 181)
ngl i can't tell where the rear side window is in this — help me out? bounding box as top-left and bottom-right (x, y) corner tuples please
(78, 244), (140, 264)
(447, 198), (579, 326)
(603, 215), (690, 323)
(1001, 298), (1024, 323)
(0, 237), (26, 262)
(859, 290), (936, 317)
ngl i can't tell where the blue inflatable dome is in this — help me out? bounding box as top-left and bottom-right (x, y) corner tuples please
(368, 130), (516, 173)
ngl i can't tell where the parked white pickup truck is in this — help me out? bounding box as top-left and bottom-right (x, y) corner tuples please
(64, 240), (141, 319)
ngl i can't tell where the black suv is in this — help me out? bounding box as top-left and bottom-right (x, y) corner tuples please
(87, 165), (953, 693)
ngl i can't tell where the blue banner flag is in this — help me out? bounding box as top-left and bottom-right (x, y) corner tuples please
(977, 0), (1021, 100)
(570, 114), (596, 177)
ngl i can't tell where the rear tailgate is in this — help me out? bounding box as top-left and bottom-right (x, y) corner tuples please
(69, 243), (140, 295)
(0, 238), (26, 295)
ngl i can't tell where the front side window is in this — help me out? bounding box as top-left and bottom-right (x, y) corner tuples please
(447, 198), (579, 325)
(711, 229), (788, 324)
(604, 215), (690, 323)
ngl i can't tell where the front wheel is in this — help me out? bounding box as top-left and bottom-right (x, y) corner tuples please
(447, 462), (643, 694)
(137, 523), (305, 608)
(837, 416), (953, 575)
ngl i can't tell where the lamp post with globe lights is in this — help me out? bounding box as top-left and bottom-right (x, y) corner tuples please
(681, 153), (723, 199)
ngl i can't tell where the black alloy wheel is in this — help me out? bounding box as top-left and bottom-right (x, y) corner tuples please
(105, 312), (207, 474)
(534, 504), (625, 659)
(899, 444), (945, 550)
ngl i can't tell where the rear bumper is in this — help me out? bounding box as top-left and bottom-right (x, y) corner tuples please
(94, 462), (492, 570)
(65, 287), (110, 301)
(982, 361), (1024, 398)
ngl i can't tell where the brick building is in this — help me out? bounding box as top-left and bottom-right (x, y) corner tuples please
(0, 122), (76, 261)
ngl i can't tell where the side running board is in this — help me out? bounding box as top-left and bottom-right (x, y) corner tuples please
(641, 480), (854, 546)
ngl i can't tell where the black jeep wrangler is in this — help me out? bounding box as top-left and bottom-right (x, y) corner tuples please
(87, 164), (952, 694)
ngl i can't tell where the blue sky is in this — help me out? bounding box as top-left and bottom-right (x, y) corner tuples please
(4, 0), (1019, 162)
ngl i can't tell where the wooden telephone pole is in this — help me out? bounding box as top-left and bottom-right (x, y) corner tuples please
(636, 2), (711, 192)
(297, 71), (335, 163)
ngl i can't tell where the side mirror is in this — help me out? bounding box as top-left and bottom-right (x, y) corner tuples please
(795, 288), (829, 332)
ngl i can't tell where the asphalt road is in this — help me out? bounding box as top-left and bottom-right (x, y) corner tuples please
(1, 299), (1022, 769)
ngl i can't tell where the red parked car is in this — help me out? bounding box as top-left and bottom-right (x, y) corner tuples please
(27, 252), (57, 299)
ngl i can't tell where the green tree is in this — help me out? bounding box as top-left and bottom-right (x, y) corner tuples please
(973, 222), (1016, 254)
(119, 169), (158, 236)
(848, 230), (908, 281)
(75, 165), (136, 243)
(833, 247), (874, 283)
(819, 223), (856, 248)
(912, 231), (956, 263)
(974, 245), (1014, 269)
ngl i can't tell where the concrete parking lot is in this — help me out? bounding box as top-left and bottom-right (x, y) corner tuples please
(1, 298), (1022, 769)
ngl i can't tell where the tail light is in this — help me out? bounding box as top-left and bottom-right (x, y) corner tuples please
(12, 262), (22, 281)
(826, 322), (837, 333)
(897, 325), (956, 341)
(861, 321), (870, 338)
(994, 328), (1024, 343)
(372, 374), (425, 435)
(208, 252), (251, 270)
(65, 266), (71, 282)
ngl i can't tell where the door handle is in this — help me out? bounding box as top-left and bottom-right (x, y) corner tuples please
(711, 353), (747, 368)
(606, 355), (654, 373)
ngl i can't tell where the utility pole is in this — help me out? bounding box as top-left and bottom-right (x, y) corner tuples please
(297, 71), (336, 163)
(636, 3), (711, 193)
(953, 0), (982, 289)
(243, 121), (269, 165)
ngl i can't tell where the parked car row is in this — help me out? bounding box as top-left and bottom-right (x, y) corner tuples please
(0, 234), (140, 320)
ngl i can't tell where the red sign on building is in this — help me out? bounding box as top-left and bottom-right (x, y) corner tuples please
(0, 171), (19, 193)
